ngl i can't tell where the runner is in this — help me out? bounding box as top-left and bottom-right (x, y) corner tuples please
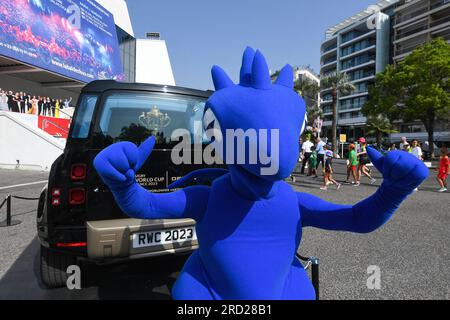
(300, 136), (314, 175)
(345, 143), (359, 185)
(437, 146), (449, 192)
(356, 137), (376, 185)
(320, 147), (341, 190)
(309, 149), (318, 178)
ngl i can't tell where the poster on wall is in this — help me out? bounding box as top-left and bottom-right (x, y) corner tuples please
(0, 0), (124, 83)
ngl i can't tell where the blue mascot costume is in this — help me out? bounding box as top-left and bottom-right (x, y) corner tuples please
(93, 47), (428, 299)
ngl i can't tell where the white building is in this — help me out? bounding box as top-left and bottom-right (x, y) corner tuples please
(294, 67), (320, 106)
(319, 0), (397, 142)
(96, 0), (175, 86)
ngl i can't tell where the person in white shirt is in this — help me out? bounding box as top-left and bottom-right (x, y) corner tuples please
(300, 137), (314, 175)
(315, 137), (326, 173)
(411, 139), (423, 160)
(399, 137), (408, 150)
(411, 139), (423, 192)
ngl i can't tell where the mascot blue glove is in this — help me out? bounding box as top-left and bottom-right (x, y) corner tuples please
(94, 47), (428, 300)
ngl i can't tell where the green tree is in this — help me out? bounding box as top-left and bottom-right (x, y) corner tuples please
(365, 114), (398, 148)
(294, 76), (321, 126)
(363, 38), (450, 157)
(320, 71), (355, 154)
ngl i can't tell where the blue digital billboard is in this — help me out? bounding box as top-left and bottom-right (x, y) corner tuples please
(0, 0), (124, 83)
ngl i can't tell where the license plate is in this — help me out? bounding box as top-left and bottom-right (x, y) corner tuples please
(132, 227), (197, 248)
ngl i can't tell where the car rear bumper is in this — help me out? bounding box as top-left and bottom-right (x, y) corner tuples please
(86, 218), (198, 260)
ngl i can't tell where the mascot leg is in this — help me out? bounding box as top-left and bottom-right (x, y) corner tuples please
(171, 251), (215, 300)
(281, 258), (316, 300)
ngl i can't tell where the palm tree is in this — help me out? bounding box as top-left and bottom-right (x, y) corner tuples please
(294, 77), (321, 127)
(320, 71), (355, 154)
(365, 114), (398, 148)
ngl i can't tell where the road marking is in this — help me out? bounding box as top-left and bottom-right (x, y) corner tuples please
(0, 180), (47, 191)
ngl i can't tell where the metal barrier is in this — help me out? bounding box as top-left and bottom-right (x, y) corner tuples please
(297, 253), (320, 300)
(0, 194), (40, 227)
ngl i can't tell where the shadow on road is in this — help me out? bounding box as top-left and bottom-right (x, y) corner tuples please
(0, 237), (188, 300)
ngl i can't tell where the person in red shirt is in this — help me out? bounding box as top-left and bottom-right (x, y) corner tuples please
(437, 146), (449, 192)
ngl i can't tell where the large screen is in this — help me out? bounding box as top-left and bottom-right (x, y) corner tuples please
(0, 0), (124, 83)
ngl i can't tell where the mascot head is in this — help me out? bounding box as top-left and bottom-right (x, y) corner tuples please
(204, 47), (307, 181)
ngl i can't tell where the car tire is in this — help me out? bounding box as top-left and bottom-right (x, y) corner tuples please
(40, 245), (77, 288)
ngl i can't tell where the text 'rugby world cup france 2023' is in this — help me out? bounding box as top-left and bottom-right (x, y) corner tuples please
(93, 47), (428, 300)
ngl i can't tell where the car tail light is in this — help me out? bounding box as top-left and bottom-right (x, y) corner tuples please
(51, 188), (61, 206)
(56, 242), (87, 247)
(71, 163), (86, 181)
(69, 188), (85, 205)
(52, 188), (61, 197)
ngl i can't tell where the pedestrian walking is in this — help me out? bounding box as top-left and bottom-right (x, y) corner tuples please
(309, 150), (318, 178)
(345, 143), (359, 185)
(301, 136), (314, 174)
(320, 147), (341, 190)
(411, 140), (423, 160)
(356, 137), (376, 185)
(437, 146), (449, 192)
(315, 137), (326, 174)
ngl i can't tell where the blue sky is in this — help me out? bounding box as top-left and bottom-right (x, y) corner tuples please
(127, 0), (376, 90)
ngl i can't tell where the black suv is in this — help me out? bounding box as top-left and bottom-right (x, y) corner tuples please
(37, 80), (216, 288)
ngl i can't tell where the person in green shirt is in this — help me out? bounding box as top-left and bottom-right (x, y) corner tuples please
(345, 143), (359, 185)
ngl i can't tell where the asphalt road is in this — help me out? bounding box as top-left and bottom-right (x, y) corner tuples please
(0, 162), (448, 300)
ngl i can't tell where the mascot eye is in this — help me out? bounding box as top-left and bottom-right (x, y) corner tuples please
(203, 108), (221, 139)
(300, 113), (308, 135)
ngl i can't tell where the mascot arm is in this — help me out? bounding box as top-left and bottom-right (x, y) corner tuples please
(93, 136), (210, 221)
(106, 182), (209, 221)
(298, 147), (428, 233)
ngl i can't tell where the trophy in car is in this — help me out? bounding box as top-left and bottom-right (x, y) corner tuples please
(139, 105), (171, 132)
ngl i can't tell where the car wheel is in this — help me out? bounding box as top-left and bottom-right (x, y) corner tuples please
(40, 245), (77, 288)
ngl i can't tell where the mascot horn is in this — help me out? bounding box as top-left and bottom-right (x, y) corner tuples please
(94, 47), (428, 299)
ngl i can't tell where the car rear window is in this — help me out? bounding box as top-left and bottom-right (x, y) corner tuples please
(71, 94), (98, 138)
(94, 91), (208, 148)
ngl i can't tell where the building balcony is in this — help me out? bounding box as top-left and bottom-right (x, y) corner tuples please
(394, 1), (450, 28)
(321, 48), (337, 62)
(321, 34), (338, 48)
(321, 98), (333, 104)
(339, 91), (369, 100)
(320, 87), (333, 94)
(340, 45), (376, 60)
(338, 116), (367, 126)
(321, 43), (338, 55)
(340, 30), (376, 47)
(395, 17), (450, 44)
(340, 60), (375, 73)
(350, 74), (375, 83)
(320, 59), (337, 69)
(339, 106), (363, 113)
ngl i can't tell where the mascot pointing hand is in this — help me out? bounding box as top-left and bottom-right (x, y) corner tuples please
(94, 47), (428, 299)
